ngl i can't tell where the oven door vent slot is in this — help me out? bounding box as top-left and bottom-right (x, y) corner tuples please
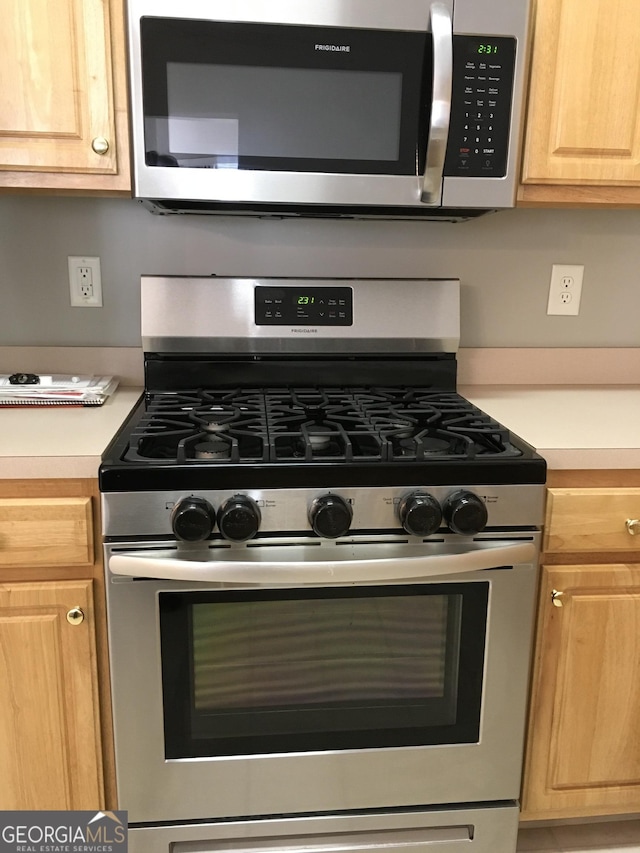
(473, 535), (535, 543)
(245, 541), (321, 549)
(336, 539), (410, 546)
(112, 545), (178, 554)
(171, 824), (473, 853)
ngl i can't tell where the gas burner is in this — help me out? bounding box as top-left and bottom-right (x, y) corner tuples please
(399, 435), (453, 457)
(306, 424), (333, 451)
(191, 406), (239, 433)
(194, 439), (231, 460)
(387, 421), (415, 434)
(279, 421), (347, 461)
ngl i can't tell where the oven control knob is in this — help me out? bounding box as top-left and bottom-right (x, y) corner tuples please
(217, 495), (261, 542)
(443, 490), (488, 536)
(309, 494), (353, 539)
(399, 491), (442, 536)
(172, 497), (215, 542)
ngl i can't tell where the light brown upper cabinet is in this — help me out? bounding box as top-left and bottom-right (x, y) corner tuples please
(0, 0), (130, 193)
(519, 0), (640, 206)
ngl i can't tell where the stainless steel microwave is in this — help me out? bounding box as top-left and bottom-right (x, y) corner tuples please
(127, 0), (531, 220)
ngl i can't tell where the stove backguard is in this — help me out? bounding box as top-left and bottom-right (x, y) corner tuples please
(141, 276), (460, 356)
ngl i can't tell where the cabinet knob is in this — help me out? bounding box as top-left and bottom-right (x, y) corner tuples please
(626, 518), (640, 536)
(66, 607), (85, 625)
(551, 589), (564, 608)
(91, 136), (109, 155)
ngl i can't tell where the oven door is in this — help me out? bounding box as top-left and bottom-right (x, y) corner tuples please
(105, 536), (538, 824)
(127, 0), (453, 211)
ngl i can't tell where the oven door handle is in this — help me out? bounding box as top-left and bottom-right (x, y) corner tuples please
(421, 2), (453, 204)
(108, 542), (537, 585)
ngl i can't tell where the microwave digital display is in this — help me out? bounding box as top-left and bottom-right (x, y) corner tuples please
(475, 43), (500, 55)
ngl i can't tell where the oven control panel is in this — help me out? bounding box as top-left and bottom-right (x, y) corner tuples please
(103, 485), (546, 540)
(255, 286), (353, 326)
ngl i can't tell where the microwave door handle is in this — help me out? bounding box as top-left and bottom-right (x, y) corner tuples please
(108, 542), (536, 585)
(421, 2), (453, 204)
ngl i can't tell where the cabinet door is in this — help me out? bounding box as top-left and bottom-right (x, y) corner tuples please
(0, 0), (130, 191)
(544, 488), (640, 554)
(0, 580), (105, 809)
(521, 0), (640, 186)
(0, 497), (94, 568)
(521, 564), (640, 820)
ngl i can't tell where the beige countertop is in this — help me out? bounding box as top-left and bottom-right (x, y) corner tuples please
(0, 387), (143, 479)
(1, 384), (640, 479)
(460, 385), (640, 470)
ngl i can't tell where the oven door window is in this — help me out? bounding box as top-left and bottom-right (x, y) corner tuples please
(140, 18), (429, 175)
(160, 583), (488, 759)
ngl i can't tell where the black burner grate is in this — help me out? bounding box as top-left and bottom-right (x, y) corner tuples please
(122, 387), (522, 465)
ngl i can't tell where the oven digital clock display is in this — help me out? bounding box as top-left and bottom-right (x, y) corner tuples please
(255, 286), (353, 326)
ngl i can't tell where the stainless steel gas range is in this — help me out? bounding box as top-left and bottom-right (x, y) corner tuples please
(100, 276), (546, 853)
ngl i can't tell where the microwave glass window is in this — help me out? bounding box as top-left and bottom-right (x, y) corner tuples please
(159, 64), (403, 165)
(160, 583), (488, 758)
(140, 18), (428, 175)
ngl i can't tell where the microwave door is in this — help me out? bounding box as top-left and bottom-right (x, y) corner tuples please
(421, 2), (453, 205)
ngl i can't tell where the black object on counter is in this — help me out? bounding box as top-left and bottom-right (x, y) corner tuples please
(8, 373), (40, 385)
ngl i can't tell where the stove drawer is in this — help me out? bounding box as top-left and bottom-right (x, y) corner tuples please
(544, 488), (640, 554)
(127, 805), (520, 853)
(0, 497), (94, 568)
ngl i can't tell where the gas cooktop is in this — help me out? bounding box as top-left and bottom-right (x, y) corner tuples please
(124, 386), (524, 464)
(99, 276), (546, 492)
(100, 384), (544, 492)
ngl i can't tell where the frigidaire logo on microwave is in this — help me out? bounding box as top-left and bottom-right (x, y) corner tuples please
(315, 44), (351, 52)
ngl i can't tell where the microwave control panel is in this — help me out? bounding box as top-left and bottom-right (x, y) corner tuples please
(444, 36), (516, 178)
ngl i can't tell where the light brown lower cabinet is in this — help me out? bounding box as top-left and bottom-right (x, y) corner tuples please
(0, 579), (104, 809)
(521, 563), (640, 820)
(0, 480), (115, 811)
(521, 475), (640, 821)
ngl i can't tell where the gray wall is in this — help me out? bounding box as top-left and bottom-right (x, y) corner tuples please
(1, 195), (639, 348)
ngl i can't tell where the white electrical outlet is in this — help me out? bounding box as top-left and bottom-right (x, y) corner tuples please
(547, 264), (584, 316)
(68, 256), (102, 307)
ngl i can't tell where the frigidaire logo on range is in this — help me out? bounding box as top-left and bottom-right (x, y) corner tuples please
(315, 43), (351, 52)
(291, 328), (318, 333)
(0, 811), (128, 853)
